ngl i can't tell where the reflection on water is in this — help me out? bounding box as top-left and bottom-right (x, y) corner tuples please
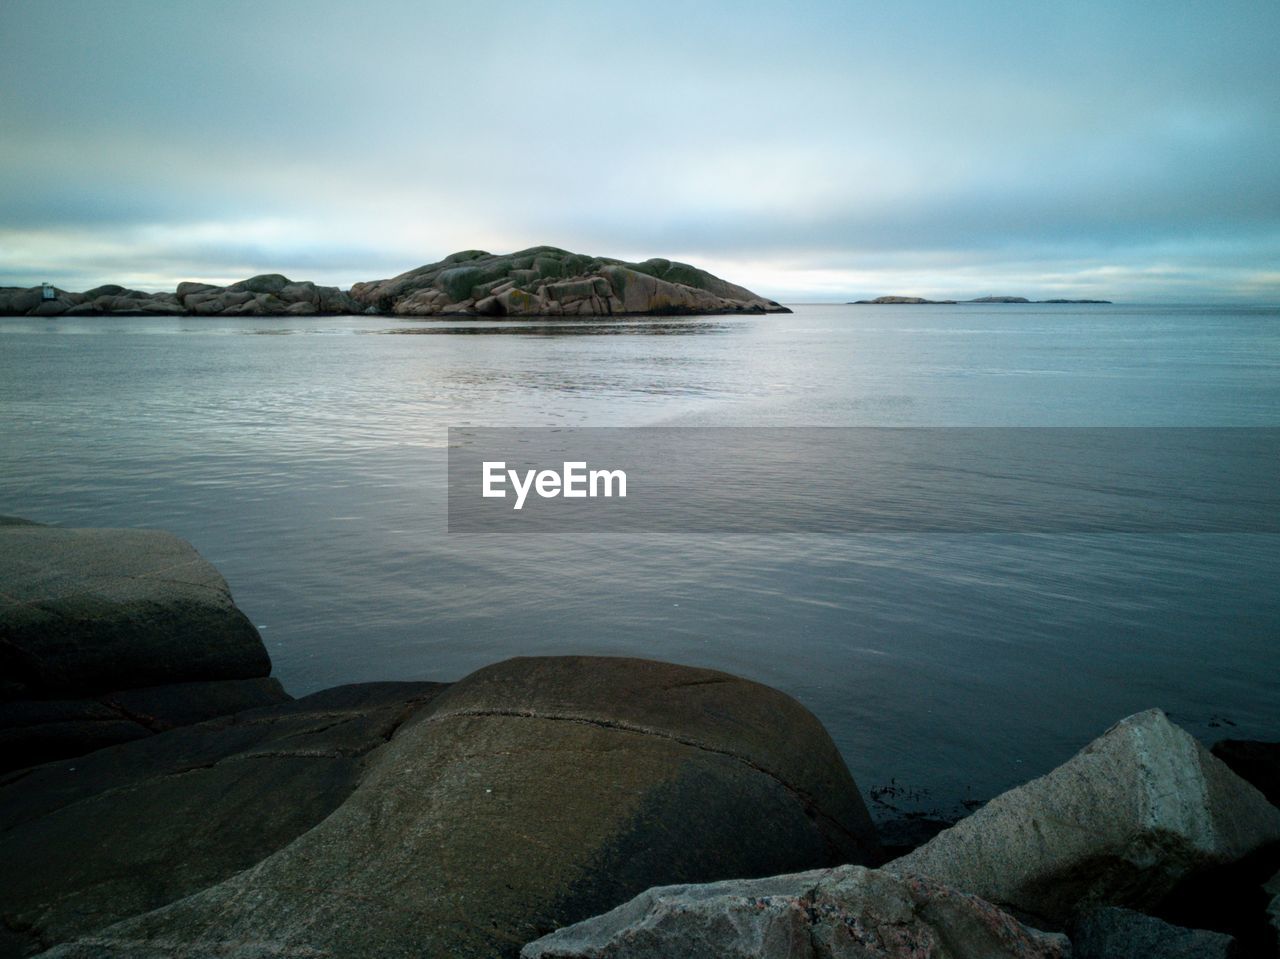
(373, 319), (730, 336)
(1, 304), (1277, 820)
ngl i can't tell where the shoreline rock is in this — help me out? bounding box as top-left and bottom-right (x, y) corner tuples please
(2, 517), (1276, 958)
(0, 520), (285, 771)
(0, 522), (878, 959)
(885, 708), (1280, 928)
(12, 657), (878, 959)
(0, 248), (789, 319)
(522, 865), (1070, 959)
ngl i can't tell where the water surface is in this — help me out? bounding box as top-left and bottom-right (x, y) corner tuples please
(2, 304), (1276, 820)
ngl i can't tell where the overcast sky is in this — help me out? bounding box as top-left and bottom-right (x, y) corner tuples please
(2, 0), (1278, 302)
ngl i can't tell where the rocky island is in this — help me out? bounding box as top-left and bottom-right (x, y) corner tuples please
(2, 518), (1278, 958)
(851, 295), (1113, 304)
(852, 295), (959, 305)
(0, 247), (789, 319)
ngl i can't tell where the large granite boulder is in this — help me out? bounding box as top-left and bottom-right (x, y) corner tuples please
(521, 865), (1069, 959)
(0, 521), (284, 770)
(887, 709), (1280, 928)
(0, 681), (447, 958)
(1, 523), (270, 698)
(27, 656), (877, 959)
(349, 246), (790, 316)
(1069, 908), (1235, 959)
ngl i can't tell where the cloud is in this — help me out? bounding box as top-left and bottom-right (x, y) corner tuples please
(2, 0), (1278, 301)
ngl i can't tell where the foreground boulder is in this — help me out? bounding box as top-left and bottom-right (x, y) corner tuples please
(521, 864), (1069, 959)
(1069, 907), (1235, 959)
(349, 246), (789, 316)
(0, 681), (447, 958)
(20, 656), (876, 958)
(888, 709), (1280, 928)
(0, 520), (285, 770)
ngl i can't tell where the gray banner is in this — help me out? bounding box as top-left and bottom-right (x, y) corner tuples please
(447, 427), (1279, 533)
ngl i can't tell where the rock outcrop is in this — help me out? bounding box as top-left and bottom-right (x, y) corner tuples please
(0, 276), (361, 317)
(0, 520), (284, 770)
(0, 249), (787, 318)
(175, 274), (361, 316)
(0, 681), (447, 957)
(1069, 907), (1236, 959)
(9, 656), (877, 958)
(887, 709), (1280, 928)
(521, 865), (1069, 959)
(851, 295), (958, 305)
(349, 246), (789, 316)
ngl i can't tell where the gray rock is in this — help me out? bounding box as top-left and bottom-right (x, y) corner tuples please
(1070, 907), (1235, 959)
(0, 525), (270, 701)
(175, 281), (218, 297)
(0, 681), (447, 957)
(888, 709), (1280, 927)
(0, 702), (153, 772)
(0, 287), (43, 313)
(228, 273), (290, 295)
(32, 656), (877, 958)
(0, 677), (292, 772)
(31, 299), (69, 316)
(522, 864), (1070, 959)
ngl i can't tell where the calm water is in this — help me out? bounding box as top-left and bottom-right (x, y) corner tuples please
(1, 304), (1277, 821)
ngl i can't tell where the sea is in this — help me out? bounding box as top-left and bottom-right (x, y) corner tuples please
(2, 303), (1277, 823)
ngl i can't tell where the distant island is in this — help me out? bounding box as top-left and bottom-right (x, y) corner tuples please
(850, 295), (1112, 304)
(0, 247), (790, 318)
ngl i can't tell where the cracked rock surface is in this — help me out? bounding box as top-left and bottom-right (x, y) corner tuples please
(15, 656), (878, 959)
(521, 864), (1069, 959)
(0, 681), (447, 958)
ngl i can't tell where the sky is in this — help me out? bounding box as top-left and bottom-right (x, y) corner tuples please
(2, 0), (1278, 302)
